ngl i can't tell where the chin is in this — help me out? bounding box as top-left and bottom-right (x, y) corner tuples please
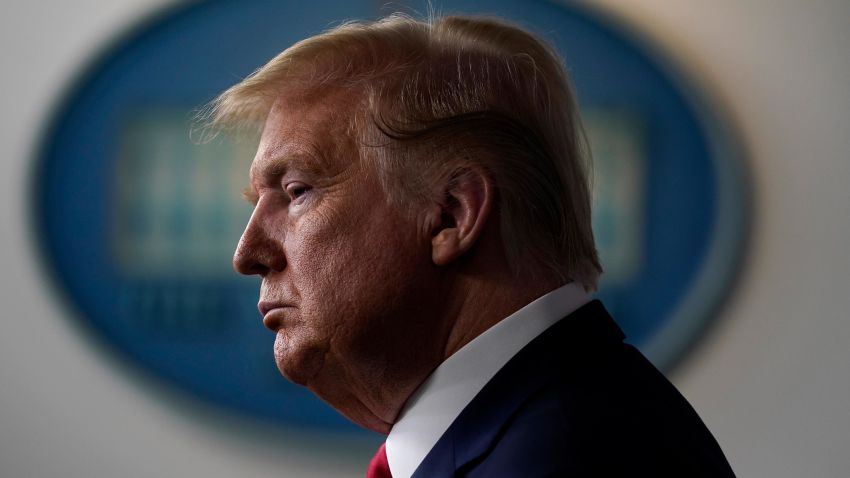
(275, 358), (305, 385)
(274, 333), (327, 386)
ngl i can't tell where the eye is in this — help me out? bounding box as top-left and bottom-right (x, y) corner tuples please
(284, 182), (312, 202)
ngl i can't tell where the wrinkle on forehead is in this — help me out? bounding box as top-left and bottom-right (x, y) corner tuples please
(246, 86), (368, 193)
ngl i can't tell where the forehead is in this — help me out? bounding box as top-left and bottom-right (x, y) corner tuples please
(251, 86), (363, 177)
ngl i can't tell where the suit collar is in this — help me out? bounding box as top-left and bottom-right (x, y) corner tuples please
(388, 283), (589, 477)
(411, 300), (624, 477)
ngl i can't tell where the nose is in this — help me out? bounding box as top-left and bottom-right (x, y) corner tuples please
(233, 208), (286, 276)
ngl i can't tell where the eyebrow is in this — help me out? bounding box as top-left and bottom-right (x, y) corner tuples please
(242, 187), (260, 205)
(259, 152), (328, 178)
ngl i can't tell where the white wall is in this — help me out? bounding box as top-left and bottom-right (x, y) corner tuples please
(593, 2), (850, 477)
(1, 1), (848, 477)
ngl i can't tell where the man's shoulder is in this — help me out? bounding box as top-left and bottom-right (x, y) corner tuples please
(414, 301), (736, 477)
(465, 343), (735, 477)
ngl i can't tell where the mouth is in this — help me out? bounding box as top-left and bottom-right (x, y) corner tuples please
(258, 301), (295, 331)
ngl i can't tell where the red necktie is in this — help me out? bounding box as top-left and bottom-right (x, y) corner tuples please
(366, 442), (393, 478)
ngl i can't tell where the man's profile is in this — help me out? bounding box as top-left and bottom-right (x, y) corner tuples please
(207, 13), (735, 477)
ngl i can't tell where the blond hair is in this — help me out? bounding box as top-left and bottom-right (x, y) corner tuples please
(204, 14), (602, 289)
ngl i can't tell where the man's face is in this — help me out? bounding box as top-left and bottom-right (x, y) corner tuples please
(233, 87), (446, 427)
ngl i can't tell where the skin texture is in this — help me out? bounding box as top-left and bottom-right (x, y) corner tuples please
(233, 86), (557, 434)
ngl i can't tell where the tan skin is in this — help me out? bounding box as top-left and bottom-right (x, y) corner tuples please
(233, 86), (558, 434)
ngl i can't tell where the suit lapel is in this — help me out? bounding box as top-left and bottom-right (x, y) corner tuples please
(411, 300), (624, 477)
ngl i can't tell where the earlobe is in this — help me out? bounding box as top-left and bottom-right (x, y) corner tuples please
(430, 169), (493, 266)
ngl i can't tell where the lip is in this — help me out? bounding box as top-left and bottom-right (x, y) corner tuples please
(258, 300), (294, 331)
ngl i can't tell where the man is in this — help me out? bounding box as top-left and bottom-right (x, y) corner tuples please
(212, 13), (735, 477)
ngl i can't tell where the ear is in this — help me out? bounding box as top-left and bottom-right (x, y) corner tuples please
(431, 168), (494, 266)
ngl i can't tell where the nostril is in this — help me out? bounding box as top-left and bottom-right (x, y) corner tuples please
(234, 242), (281, 276)
(234, 252), (265, 276)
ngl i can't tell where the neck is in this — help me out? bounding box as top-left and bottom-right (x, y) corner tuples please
(362, 271), (557, 433)
(439, 270), (560, 361)
(320, 262), (559, 435)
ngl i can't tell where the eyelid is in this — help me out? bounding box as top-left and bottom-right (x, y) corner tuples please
(284, 181), (312, 202)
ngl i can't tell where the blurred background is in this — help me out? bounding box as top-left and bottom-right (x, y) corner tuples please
(1, 0), (848, 477)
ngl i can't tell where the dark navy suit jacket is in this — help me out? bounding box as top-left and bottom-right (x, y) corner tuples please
(411, 301), (736, 477)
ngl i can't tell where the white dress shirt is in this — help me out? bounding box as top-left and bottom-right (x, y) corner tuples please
(385, 283), (590, 478)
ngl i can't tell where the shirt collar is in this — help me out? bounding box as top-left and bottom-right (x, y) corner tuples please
(385, 283), (590, 478)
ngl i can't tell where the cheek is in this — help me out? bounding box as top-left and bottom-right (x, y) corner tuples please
(284, 214), (363, 314)
(288, 207), (424, 316)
